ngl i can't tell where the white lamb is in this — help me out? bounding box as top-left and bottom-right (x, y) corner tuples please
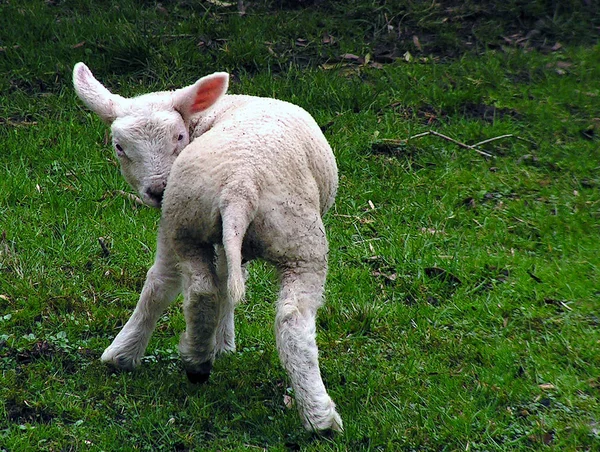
(72, 62), (342, 432)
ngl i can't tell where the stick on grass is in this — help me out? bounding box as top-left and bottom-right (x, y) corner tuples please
(379, 130), (537, 159)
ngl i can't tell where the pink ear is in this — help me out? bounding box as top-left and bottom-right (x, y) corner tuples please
(174, 72), (229, 118)
(190, 74), (229, 113)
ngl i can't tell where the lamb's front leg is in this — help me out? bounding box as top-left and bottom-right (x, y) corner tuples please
(101, 235), (181, 370)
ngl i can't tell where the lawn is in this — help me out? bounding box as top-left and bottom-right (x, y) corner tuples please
(1, 0), (599, 450)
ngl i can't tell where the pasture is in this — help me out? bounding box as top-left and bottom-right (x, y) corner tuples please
(1, 1), (599, 450)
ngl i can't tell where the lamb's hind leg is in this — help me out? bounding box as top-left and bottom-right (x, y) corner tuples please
(178, 244), (221, 384)
(101, 230), (181, 370)
(274, 222), (343, 432)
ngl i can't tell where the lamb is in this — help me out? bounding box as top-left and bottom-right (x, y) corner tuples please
(72, 62), (342, 432)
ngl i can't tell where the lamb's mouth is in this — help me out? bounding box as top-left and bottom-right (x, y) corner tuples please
(144, 187), (165, 208)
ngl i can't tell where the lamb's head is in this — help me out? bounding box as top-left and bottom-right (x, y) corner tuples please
(73, 63), (229, 208)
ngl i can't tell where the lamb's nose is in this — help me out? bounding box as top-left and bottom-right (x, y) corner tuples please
(145, 186), (164, 207)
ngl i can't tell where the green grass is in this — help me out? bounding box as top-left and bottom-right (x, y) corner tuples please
(1, 0), (599, 450)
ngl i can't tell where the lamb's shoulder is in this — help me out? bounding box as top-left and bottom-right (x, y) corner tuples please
(191, 95), (319, 137)
(177, 94), (336, 214)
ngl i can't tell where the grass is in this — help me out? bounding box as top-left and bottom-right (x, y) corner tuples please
(1, 0), (599, 450)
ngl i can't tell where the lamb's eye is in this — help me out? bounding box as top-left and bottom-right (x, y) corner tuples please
(177, 134), (184, 141)
(115, 144), (125, 156)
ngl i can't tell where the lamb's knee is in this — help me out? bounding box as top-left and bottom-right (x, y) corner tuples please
(276, 291), (318, 330)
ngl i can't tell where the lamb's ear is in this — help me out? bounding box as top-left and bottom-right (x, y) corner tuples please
(173, 72), (229, 119)
(73, 62), (123, 124)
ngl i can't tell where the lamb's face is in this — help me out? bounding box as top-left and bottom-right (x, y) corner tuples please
(73, 63), (229, 208)
(111, 111), (190, 208)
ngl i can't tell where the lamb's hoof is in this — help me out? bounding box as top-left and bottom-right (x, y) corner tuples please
(184, 361), (213, 384)
(327, 411), (344, 433)
(186, 370), (211, 384)
(310, 413), (343, 435)
(303, 402), (343, 433)
(101, 347), (140, 371)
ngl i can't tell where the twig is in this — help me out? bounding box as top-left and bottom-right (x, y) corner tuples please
(0, 118), (38, 127)
(472, 134), (515, 147)
(559, 301), (573, 312)
(406, 131), (430, 140)
(115, 190), (145, 206)
(426, 130), (495, 158)
(332, 214), (360, 219)
(473, 134), (537, 148)
(379, 130), (536, 160)
(400, 130), (494, 158)
(152, 33), (196, 39)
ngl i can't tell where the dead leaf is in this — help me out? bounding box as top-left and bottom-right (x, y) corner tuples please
(266, 45), (278, 57)
(295, 38), (308, 47)
(320, 63), (341, 70)
(365, 255), (382, 262)
(283, 394), (294, 409)
(322, 33), (335, 45)
(205, 0), (234, 6)
(556, 61), (572, 69)
(0, 45), (20, 52)
(371, 270), (397, 282)
(0, 118), (38, 127)
(551, 42), (562, 51)
(0, 294), (10, 301)
(539, 383), (555, 390)
(340, 52), (358, 60)
(403, 51), (413, 62)
(420, 227), (445, 235)
(412, 35), (422, 51)
(542, 431), (555, 445)
(71, 41), (86, 49)
(546, 61), (572, 76)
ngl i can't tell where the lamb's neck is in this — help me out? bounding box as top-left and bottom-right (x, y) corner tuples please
(188, 94), (253, 140)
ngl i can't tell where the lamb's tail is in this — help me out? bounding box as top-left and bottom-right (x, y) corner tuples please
(221, 203), (253, 305)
